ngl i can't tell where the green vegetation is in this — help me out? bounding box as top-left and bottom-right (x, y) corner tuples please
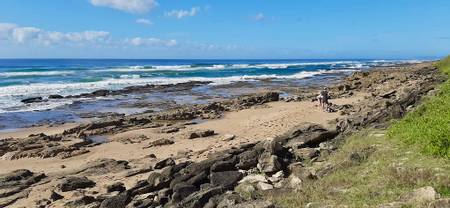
(268, 131), (450, 207)
(388, 56), (450, 158)
(269, 57), (450, 207)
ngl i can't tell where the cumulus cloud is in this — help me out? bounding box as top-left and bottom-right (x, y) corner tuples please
(125, 37), (177, 47)
(253, 13), (265, 21)
(90, 0), (157, 14)
(0, 23), (110, 45)
(165, 7), (200, 19)
(136, 18), (153, 26)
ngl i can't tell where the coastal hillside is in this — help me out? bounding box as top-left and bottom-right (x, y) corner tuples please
(271, 56), (450, 207)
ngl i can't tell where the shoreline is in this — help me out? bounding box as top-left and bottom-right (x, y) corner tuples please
(0, 61), (443, 207)
(0, 61), (425, 131)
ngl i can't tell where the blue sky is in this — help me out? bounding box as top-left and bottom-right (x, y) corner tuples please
(0, 0), (449, 59)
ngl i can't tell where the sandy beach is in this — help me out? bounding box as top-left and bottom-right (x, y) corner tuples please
(0, 94), (363, 174)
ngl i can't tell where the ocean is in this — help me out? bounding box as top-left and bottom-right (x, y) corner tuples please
(0, 59), (424, 130)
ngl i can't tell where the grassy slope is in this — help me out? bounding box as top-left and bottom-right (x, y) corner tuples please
(388, 56), (450, 158)
(270, 57), (450, 207)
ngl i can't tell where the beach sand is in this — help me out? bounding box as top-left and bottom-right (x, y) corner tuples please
(0, 94), (363, 174)
(0, 93), (363, 207)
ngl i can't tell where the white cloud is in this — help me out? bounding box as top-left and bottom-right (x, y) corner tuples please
(136, 18), (153, 26)
(253, 13), (265, 21)
(0, 22), (111, 45)
(90, 0), (157, 14)
(0, 23), (181, 49)
(165, 7), (200, 19)
(125, 37), (177, 47)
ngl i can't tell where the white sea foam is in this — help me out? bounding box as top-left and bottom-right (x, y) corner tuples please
(120, 74), (141, 79)
(92, 61), (368, 72)
(0, 71), (75, 77)
(0, 68), (355, 99)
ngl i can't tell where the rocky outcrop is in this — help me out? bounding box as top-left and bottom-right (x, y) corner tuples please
(58, 176), (96, 192)
(20, 96), (44, 103)
(93, 123), (333, 208)
(0, 169), (46, 207)
(335, 64), (444, 133)
(60, 92), (280, 139)
(0, 133), (91, 160)
(188, 129), (215, 139)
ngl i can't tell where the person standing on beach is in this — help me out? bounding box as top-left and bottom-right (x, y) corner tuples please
(318, 87), (330, 110)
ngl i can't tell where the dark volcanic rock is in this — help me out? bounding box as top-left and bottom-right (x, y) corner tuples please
(154, 158), (175, 169)
(49, 191), (64, 201)
(65, 195), (97, 207)
(210, 157), (237, 172)
(175, 186), (224, 208)
(236, 149), (260, 170)
(171, 183), (197, 202)
(100, 191), (131, 208)
(107, 182), (126, 193)
(276, 123), (338, 149)
(58, 176), (96, 192)
(92, 89), (111, 97)
(48, 94), (64, 99)
(21, 97), (43, 103)
(210, 171), (243, 189)
(0, 169), (46, 207)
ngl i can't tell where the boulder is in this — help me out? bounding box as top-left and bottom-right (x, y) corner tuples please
(257, 182), (274, 191)
(292, 148), (320, 160)
(99, 191), (131, 208)
(239, 174), (269, 184)
(146, 171), (171, 191)
(58, 176), (96, 192)
(176, 186), (224, 208)
(257, 153), (282, 174)
(236, 150), (260, 170)
(106, 182), (126, 193)
(210, 171), (243, 189)
(154, 158), (175, 169)
(276, 123), (338, 148)
(171, 183), (197, 202)
(210, 157), (237, 172)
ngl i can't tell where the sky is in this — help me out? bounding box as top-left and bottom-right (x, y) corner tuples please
(0, 0), (449, 59)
